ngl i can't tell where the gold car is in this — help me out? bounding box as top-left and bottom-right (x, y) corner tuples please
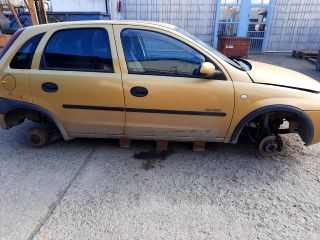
(1, 20), (320, 155)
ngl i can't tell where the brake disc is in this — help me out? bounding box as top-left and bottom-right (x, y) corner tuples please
(258, 135), (283, 157)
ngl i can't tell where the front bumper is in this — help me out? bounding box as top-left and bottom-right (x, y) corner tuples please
(0, 114), (6, 130)
(305, 110), (320, 145)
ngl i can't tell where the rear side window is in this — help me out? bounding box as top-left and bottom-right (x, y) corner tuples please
(10, 33), (44, 69)
(40, 28), (113, 72)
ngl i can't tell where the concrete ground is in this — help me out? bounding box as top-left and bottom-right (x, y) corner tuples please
(0, 53), (320, 240)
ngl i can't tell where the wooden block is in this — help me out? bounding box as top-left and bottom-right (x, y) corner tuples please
(156, 140), (168, 151)
(193, 141), (206, 152)
(306, 57), (317, 64)
(119, 138), (131, 148)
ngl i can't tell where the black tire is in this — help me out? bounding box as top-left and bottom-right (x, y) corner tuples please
(27, 128), (49, 147)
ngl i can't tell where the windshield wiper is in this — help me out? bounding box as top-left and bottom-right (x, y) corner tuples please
(229, 58), (243, 69)
(230, 58), (252, 71)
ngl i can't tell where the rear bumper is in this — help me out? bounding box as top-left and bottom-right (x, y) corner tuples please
(0, 114), (6, 130)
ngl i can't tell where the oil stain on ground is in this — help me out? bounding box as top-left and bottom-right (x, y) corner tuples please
(133, 149), (175, 170)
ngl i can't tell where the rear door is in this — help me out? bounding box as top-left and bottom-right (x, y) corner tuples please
(29, 25), (125, 137)
(114, 25), (234, 141)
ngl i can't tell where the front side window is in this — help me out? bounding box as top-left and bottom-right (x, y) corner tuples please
(121, 29), (206, 77)
(40, 28), (113, 72)
(10, 33), (44, 69)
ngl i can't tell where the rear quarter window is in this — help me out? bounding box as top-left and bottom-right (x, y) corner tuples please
(10, 33), (45, 69)
(40, 28), (114, 73)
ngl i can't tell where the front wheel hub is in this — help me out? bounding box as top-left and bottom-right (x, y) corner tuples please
(258, 135), (283, 157)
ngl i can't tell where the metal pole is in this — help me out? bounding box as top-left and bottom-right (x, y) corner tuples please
(38, 0), (48, 24)
(213, 0), (221, 48)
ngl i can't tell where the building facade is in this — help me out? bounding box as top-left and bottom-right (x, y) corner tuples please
(50, 0), (108, 12)
(49, 0), (320, 53)
(123, 0), (320, 52)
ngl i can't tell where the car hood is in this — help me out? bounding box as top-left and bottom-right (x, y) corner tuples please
(246, 60), (320, 93)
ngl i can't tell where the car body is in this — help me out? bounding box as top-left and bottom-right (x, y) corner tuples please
(0, 20), (320, 151)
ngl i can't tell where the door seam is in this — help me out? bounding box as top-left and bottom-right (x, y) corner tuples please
(112, 24), (127, 136)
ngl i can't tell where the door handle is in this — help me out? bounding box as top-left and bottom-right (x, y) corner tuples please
(42, 82), (58, 93)
(130, 86), (148, 97)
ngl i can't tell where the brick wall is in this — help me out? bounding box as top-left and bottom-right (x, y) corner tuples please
(268, 0), (320, 51)
(123, 0), (217, 45)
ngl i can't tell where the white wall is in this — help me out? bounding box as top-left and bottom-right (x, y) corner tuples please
(124, 0), (217, 45)
(51, 0), (107, 12)
(267, 0), (320, 51)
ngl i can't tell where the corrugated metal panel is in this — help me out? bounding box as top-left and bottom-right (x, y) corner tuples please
(124, 0), (218, 45)
(267, 0), (320, 51)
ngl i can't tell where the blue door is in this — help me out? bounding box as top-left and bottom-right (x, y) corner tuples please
(213, 0), (275, 53)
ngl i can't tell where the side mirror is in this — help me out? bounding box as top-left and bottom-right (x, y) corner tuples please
(199, 62), (215, 78)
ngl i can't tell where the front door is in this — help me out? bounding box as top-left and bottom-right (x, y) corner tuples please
(29, 26), (125, 137)
(114, 25), (234, 141)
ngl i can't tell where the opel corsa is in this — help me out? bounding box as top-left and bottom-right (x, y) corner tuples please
(1, 21), (320, 155)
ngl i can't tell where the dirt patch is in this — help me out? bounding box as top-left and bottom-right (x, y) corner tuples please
(133, 149), (175, 170)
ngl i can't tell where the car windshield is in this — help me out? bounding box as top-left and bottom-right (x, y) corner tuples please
(174, 27), (243, 70)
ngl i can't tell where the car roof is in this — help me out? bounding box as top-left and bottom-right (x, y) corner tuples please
(26, 20), (177, 31)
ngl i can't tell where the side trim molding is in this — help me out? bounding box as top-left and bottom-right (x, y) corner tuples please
(230, 105), (314, 146)
(0, 97), (71, 140)
(63, 104), (227, 117)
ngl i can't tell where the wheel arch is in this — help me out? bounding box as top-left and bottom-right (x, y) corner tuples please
(230, 104), (314, 146)
(0, 98), (71, 140)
